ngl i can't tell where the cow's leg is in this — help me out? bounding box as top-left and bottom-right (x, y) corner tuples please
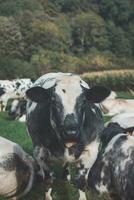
(33, 145), (51, 178)
(2, 100), (7, 111)
(45, 188), (52, 200)
(33, 145), (53, 200)
(62, 163), (71, 182)
(75, 142), (99, 200)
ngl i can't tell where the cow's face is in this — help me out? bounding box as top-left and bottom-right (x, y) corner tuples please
(26, 76), (110, 145)
(50, 77), (86, 144)
(8, 100), (19, 119)
(9, 99), (26, 119)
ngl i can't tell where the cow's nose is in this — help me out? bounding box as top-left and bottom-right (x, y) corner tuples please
(63, 114), (79, 138)
(64, 114), (78, 131)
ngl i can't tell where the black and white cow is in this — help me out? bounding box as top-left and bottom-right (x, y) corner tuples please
(0, 136), (35, 199)
(26, 72), (110, 200)
(0, 79), (33, 111)
(88, 123), (134, 200)
(8, 99), (27, 122)
(106, 112), (134, 131)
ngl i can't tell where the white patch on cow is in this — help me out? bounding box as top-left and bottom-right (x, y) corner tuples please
(35, 72), (72, 88)
(67, 174), (71, 181)
(55, 75), (83, 116)
(19, 114), (26, 122)
(107, 91), (117, 99)
(0, 137), (18, 155)
(45, 188), (52, 200)
(79, 169), (86, 176)
(115, 165), (119, 175)
(120, 156), (131, 171)
(80, 80), (89, 89)
(10, 99), (19, 113)
(64, 148), (75, 163)
(79, 140), (99, 180)
(105, 133), (125, 153)
(95, 169), (109, 193)
(121, 135), (134, 156)
(0, 136), (35, 199)
(27, 102), (37, 115)
(91, 108), (96, 113)
(101, 98), (134, 116)
(108, 112), (134, 128)
(101, 171), (105, 179)
(79, 190), (87, 200)
(0, 168), (17, 197)
(95, 182), (108, 193)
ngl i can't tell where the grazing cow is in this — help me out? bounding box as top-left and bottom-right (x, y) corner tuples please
(8, 99), (27, 122)
(101, 95), (134, 116)
(88, 123), (134, 200)
(0, 136), (35, 199)
(26, 72), (110, 200)
(0, 79), (33, 111)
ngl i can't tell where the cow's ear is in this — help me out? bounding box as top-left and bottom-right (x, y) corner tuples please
(85, 86), (111, 103)
(26, 86), (51, 103)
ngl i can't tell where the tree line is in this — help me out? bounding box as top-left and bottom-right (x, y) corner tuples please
(0, 0), (133, 79)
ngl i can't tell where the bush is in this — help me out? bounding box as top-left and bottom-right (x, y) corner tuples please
(81, 70), (134, 90)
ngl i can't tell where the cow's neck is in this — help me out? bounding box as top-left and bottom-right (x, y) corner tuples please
(81, 103), (104, 144)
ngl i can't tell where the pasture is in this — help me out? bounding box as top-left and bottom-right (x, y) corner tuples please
(0, 91), (133, 200)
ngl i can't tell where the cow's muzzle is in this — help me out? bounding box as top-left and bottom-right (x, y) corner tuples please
(62, 129), (80, 147)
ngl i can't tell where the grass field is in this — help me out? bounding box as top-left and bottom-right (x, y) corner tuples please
(0, 91), (133, 200)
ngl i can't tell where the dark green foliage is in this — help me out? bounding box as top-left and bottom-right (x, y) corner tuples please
(0, 0), (133, 79)
(0, 0), (42, 16)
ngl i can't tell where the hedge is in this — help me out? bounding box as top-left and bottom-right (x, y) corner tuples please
(81, 70), (134, 91)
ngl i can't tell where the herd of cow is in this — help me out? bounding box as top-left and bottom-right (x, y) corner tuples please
(0, 72), (134, 200)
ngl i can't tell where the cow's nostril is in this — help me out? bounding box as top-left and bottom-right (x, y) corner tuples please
(64, 129), (79, 136)
(66, 130), (76, 135)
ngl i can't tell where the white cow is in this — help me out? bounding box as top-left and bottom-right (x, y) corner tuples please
(0, 136), (35, 199)
(101, 91), (134, 116)
(0, 79), (33, 111)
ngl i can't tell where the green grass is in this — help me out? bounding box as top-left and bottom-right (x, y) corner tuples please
(0, 91), (133, 200)
(117, 91), (134, 99)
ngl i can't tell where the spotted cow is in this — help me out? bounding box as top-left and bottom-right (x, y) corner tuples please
(26, 72), (110, 200)
(0, 79), (33, 111)
(106, 112), (134, 137)
(8, 99), (27, 122)
(88, 123), (134, 200)
(0, 136), (35, 199)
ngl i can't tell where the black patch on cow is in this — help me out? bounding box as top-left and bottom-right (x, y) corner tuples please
(15, 82), (21, 89)
(0, 153), (29, 172)
(100, 123), (124, 152)
(0, 87), (5, 96)
(62, 89), (66, 93)
(0, 153), (31, 199)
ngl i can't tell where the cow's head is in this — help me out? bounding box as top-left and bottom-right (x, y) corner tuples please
(9, 99), (26, 120)
(26, 75), (110, 146)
